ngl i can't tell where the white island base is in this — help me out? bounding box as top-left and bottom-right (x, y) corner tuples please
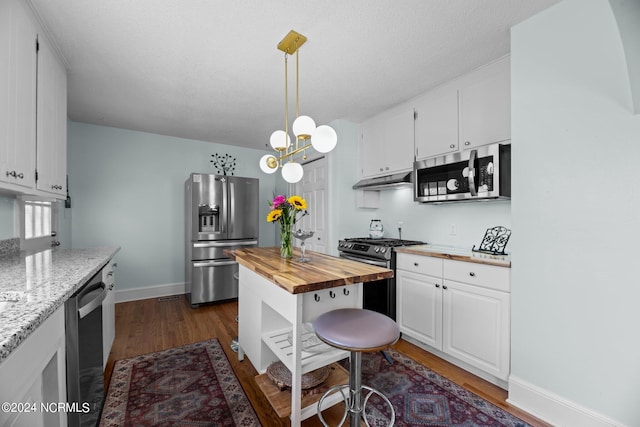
(238, 264), (364, 426)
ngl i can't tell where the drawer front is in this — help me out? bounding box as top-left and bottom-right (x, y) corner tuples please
(443, 259), (510, 292)
(396, 253), (443, 276)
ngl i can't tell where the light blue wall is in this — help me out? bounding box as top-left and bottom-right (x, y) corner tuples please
(0, 195), (16, 239)
(68, 121), (278, 290)
(511, 0), (640, 425)
(329, 119), (510, 252)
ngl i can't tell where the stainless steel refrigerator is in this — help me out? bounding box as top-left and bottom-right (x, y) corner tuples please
(185, 173), (259, 307)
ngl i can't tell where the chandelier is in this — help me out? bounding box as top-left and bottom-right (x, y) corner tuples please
(259, 30), (337, 183)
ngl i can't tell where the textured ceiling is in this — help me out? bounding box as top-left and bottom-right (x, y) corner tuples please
(29, 0), (561, 150)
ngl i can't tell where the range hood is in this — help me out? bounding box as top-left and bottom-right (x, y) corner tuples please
(352, 172), (412, 191)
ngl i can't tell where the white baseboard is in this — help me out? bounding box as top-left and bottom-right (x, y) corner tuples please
(507, 375), (623, 427)
(115, 282), (186, 303)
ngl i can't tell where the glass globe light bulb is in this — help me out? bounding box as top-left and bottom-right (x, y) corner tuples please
(281, 162), (303, 183)
(270, 130), (290, 151)
(311, 125), (338, 153)
(259, 154), (278, 174)
(292, 116), (316, 139)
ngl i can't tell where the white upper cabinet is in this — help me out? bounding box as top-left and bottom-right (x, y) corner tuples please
(0, 0), (37, 190)
(36, 34), (67, 197)
(0, 0), (67, 199)
(359, 109), (414, 178)
(458, 57), (510, 150)
(414, 85), (459, 160)
(415, 56), (510, 161)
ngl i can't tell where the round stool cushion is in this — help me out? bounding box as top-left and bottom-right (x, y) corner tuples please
(313, 308), (400, 352)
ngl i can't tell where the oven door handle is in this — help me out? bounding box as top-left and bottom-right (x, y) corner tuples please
(77, 282), (108, 319)
(468, 148), (478, 196)
(339, 253), (389, 268)
(193, 260), (237, 268)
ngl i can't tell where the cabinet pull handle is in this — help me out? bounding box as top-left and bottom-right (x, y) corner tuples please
(329, 291), (335, 299)
(343, 288), (350, 296)
(469, 272), (475, 277)
(314, 294), (320, 302)
(6, 171), (16, 178)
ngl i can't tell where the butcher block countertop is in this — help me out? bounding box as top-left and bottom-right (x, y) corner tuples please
(395, 244), (511, 267)
(230, 247), (393, 294)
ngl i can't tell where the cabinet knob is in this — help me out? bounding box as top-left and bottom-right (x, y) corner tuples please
(379, 168), (384, 172)
(413, 262), (419, 267)
(469, 272), (475, 277)
(449, 144), (455, 149)
(443, 285), (448, 290)
(17, 173), (24, 179)
(464, 141), (471, 146)
(6, 171), (16, 178)
(435, 284), (440, 288)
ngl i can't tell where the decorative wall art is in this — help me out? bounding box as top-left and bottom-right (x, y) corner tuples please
(210, 153), (236, 175)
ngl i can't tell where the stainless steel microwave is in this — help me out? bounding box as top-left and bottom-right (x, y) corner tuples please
(413, 143), (511, 203)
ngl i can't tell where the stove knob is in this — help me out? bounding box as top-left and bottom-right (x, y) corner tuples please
(374, 247), (380, 253)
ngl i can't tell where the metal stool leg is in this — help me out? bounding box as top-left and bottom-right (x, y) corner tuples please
(317, 351), (395, 427)
(349, 351), (362, 425)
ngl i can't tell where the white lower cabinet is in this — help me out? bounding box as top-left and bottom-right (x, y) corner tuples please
(0, 306), (67, 427)
(397, 254), (511, 387)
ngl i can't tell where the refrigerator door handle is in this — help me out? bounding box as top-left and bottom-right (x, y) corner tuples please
(193, 260), (237, 268)
(229, 181), (235, 234)
(193, 240), (257, 248)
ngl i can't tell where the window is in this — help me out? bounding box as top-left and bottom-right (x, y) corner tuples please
(24, 200), (52, 239)
(19, 197), (57, 251)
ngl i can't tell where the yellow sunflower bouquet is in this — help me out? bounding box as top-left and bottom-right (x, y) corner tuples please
(267, 195), (308, 258)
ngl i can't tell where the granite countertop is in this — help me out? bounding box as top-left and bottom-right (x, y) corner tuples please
(394, 244), (511, 267)
(231, 247), (393, 294)
(0, 246), (120, 364)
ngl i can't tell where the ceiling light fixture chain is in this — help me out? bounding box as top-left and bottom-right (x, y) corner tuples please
(259, 30), (338, 183)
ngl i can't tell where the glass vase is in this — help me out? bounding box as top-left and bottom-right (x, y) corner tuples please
(280, 220), (293, 259)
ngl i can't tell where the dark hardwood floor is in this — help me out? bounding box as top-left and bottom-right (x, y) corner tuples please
(104, 295), (549, 426)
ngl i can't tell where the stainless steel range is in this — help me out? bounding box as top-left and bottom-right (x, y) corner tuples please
(338, 237), (424, 320)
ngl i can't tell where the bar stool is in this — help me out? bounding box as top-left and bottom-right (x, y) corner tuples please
(313, 308), (399, 426)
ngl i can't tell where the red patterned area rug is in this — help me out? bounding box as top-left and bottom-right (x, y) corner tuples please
(100, 339), (261, 427)
(341, 349), (532, 427)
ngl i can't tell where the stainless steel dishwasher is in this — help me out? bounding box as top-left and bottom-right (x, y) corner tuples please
(65, 269), (107, 427)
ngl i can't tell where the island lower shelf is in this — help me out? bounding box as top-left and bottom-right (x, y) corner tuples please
(255, 362), (348, 419)
(262, 326), (349, 374)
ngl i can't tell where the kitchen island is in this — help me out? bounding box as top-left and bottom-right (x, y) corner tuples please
(231, 247), (393, 426)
